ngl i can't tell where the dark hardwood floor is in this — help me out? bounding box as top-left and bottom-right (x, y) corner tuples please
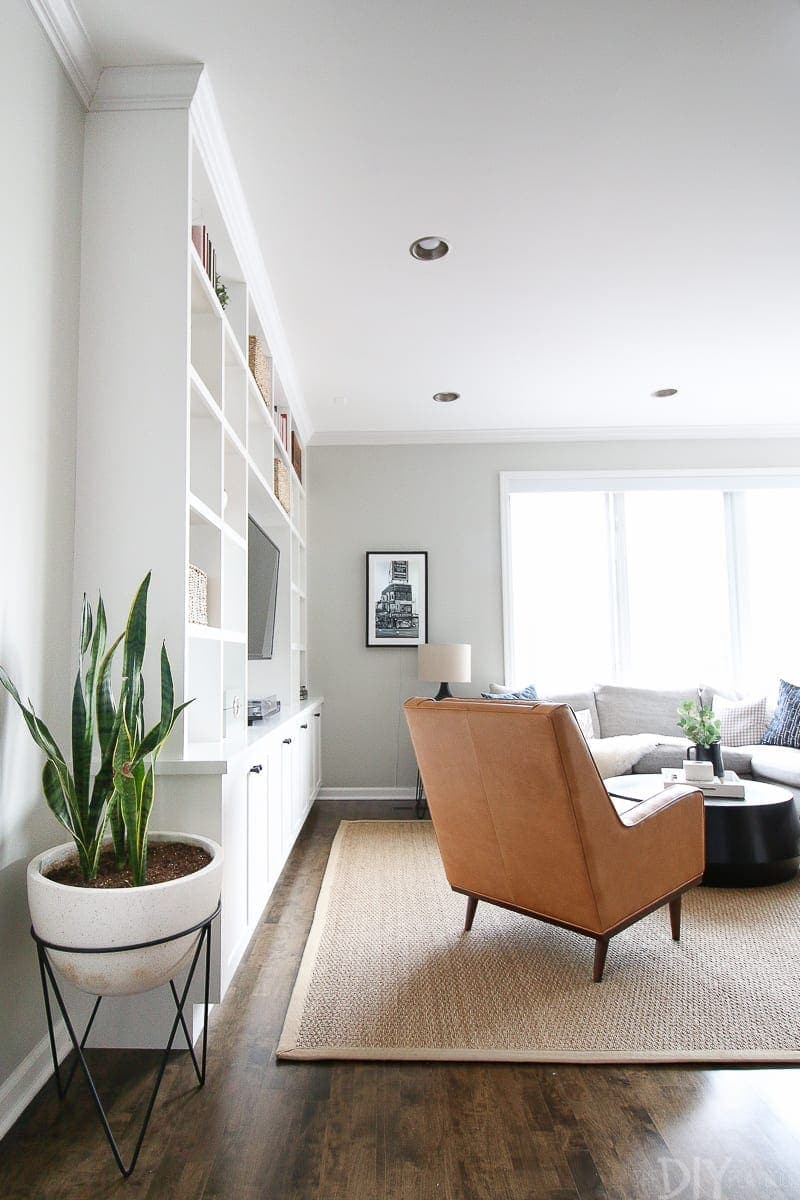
(2, 800), (800, 1199)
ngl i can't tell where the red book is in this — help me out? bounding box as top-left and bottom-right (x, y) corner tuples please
(191, 224), (204, 260)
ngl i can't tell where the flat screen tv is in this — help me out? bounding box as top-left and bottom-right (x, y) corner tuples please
(248, 517), (280, 660)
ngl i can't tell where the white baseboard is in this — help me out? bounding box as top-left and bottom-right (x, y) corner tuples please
(317, 787), (416, 801)
(0, 1022), (71, 1141)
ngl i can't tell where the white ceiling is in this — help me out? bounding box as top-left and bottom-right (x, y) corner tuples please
(76, 0), (800, 439)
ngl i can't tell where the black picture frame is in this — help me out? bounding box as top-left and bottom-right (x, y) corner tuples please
(365, 552), (428, 647)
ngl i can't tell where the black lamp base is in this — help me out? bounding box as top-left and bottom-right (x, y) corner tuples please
(434, 682), (453, 701)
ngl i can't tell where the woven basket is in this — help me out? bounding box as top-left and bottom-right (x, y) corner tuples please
(274, 459), (291, 515)
(187, 563), (208, 625)
(249, 336), (272, 414)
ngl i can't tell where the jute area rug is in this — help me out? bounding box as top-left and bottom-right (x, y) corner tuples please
(278, 821), (800, 1063)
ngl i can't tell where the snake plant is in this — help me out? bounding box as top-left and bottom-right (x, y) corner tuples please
(1, 572), (191, 885)
(111, 573), (192, 885)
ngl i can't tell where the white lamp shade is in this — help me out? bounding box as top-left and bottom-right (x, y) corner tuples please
(418, 643), (471, 684)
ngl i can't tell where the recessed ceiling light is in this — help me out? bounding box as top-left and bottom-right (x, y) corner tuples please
(330, 395), (349, 406)
(410, 236), (449, 261)
(652, 387), (679, 398)
(433, 392), (459, 403)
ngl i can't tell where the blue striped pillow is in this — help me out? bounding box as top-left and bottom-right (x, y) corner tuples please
(761, 679), (800, 749)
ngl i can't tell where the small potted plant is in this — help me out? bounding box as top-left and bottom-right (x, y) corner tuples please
(677, 694), (724, 777)
(1, 573), (222, 996)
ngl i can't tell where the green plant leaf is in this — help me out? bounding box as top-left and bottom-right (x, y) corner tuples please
(79, 594), (93, 658)
(42, 759), (75, 835)
(71, 668), (91, 823)
(122, 573), (150, 728)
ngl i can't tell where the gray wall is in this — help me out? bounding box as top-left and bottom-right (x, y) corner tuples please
(0, 2), (84, 1090)
(309, 438), (800, 789)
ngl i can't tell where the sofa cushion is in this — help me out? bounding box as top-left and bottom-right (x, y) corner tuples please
(631, 740), (755, 776)
(594, 684), (696, 739)
(761, 679), (800, 749)
(711, 694), (769, 746)
(747, 745), (800, 789)
(540, 689), (601, 738)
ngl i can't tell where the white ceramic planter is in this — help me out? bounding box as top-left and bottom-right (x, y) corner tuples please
(28, 832), (223, 997)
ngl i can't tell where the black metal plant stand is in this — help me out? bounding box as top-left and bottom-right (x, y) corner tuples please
(32, 901), (220, 1179)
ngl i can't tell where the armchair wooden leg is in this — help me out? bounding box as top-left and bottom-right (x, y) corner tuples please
(464, 895), (478, 932)
(593, 937), (609, 983)
(669, 896), (682, 941)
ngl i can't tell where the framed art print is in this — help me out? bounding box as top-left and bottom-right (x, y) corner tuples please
(366, 552), (428, 647)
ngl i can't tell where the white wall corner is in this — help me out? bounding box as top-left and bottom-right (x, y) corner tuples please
(0, 1022), (71, 1142)
(190, 69), (313, 445)
(27, 0), (101, 106)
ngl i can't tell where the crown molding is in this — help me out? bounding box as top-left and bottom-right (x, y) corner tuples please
(90, 63), (205, 111)
(27, 0), (101, 106)
(190, 70), (311, 444)
(310, 423), (800, 447)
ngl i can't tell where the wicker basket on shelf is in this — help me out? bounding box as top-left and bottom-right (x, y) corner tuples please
(274, 458), (291, 515)
(248, 336), (273, 414)
(187, 563), (208, 625)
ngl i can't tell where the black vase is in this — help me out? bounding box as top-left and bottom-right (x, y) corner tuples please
(686, 741), (724, 777)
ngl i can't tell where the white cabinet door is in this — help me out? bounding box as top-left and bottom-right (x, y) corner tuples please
(311, 709), (322, 796)
(264, 740), (282, 886)
(281, 731), (295, 851)
(247, 760), (270, 927)
(221, 767), (248, 987)
(298, 718), (312, 818)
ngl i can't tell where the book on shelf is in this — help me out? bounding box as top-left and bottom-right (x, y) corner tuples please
(191, 223), (219, 292)
(279, 411), (289, 446)
(291, 430), (302, 482)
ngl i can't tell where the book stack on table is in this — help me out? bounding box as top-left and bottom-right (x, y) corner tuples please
(660, 768), (746, 799)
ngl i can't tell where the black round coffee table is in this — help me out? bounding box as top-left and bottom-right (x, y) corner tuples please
(606, 775), (800, 887)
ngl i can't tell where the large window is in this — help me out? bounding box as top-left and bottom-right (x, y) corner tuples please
(502, 473), (800, 694)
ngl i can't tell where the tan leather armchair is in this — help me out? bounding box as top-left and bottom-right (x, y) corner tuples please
(404, 698), (705, 981)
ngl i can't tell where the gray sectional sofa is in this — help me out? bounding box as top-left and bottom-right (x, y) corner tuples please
(542, 683), (800, 791)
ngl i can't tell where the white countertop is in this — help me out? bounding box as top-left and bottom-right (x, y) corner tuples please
(156, 696), (324, 775)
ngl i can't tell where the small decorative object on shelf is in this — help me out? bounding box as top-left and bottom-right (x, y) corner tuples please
(187, 563), (208, 625)
(223, 689), (243, 737)
(279, 410), (289, 446)
(291, 430), (303, 483)
(248, 335), (272, 413)
(299, 684), (308, 701)
(274, 458), (291, 514)
(214, 273), (229, 310)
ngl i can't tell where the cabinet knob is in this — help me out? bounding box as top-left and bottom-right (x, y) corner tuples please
(283, 737), (292, 745)
(249, 764), (263, 774)
(300, 723), (308, 730)
(314, 712), (321, 718)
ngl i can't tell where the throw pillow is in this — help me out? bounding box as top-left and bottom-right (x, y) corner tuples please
(480, 683), (538, 701)
(574, 708), (595, 739)
(711, 694), (769, 747)
(761, 680), (800, 749)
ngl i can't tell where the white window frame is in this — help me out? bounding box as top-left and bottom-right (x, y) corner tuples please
(500, 468), (800, 689)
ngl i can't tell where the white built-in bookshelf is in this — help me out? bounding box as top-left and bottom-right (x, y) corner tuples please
(74, 65), (309, 761)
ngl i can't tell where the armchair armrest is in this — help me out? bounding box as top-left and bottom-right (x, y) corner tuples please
(619, 783), (703, 828)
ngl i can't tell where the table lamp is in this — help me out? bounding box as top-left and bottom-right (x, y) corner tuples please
(418, 643), (471, 701)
